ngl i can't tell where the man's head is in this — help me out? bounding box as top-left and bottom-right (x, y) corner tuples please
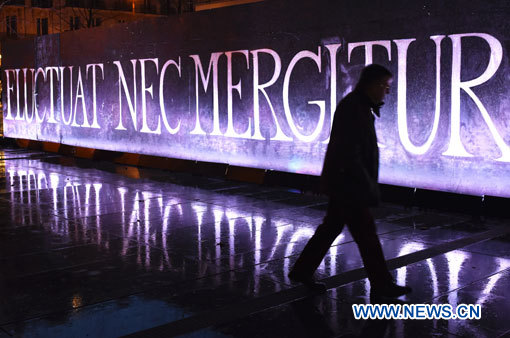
(355, 64), (393, 105)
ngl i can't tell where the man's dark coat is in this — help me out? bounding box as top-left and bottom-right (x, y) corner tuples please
(320, 89), (381, 206)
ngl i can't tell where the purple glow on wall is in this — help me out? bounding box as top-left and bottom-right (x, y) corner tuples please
(2, 1), (510, 198)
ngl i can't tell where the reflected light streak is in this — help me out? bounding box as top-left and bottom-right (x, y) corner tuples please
(444, 250), (477, 337)
(224, 209), (245, 268)
(213, 208), (224, 264)
(63, 180), (72, 218)
(85, 183), (91, 219)
(18, 169), (26, 193)
(8, 169), (15, 223)
(328, 234), (345, 277)
(158, 196), (163, 216)
(229, 218), (235, 268)
(93, 183), (102, 244)
(257, 223), (292, 275)
(26, 170), (34, 225)
(284, 228), (314, 283)
(142, 192), (152, 268)
(253, 215), (264, 294)
(74, 184), (83, 231)
(396, 242), (424, 285)
(129, 192), (140, 229)
(446, 250), (469, 307)
(37, 172), (47, 190)
(117, 187), (127, 214)
(192, 203), (206, 260)
(396, 242), (439, 298)
(174, 202), (183, 216)
(161, 202), (173, 268)
(50, 173), (59, 212)
(266, 225), (290, 264)
(127, 191), (140, 259)
(27, 170), (35, 191)
(8, 169), (14, 187)
(476, 257), (510, 306)
(118, 188), (131, 257)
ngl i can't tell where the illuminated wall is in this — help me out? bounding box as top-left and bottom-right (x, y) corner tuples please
(2, 0), (510, 197)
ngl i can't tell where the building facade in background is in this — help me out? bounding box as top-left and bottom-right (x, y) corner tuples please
(0, 0), (262, 40)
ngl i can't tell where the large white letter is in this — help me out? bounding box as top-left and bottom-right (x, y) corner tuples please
(348, 40), (391, 148)
(443, 33), (510, 162)
(282, 48), (326, 143)
(324, 43), (342, 144)
(33, 67), (47, 123)
(395, 36), (444, 155)
(72, 67), (90, 127)
(86, 63), (104, 129)
(114, 60), (138, 131)
(251, 49), (291, 141)
(15, 69), (21, 120)
(139, 58), (161, 134)
(26, 69), (36, 123)
(225, 50), (251, 138)
(21, 69), (30, 121)
(60, 66), (73, 126)
(348, 40), (392, 65)
(45, 67), (59, 124)
(4, 69), (15, 120)
(189, 53), (222, 136)
(159, 57), (181, 135)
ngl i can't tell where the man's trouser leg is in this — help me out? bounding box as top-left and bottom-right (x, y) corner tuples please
(289, 198), (344, 278)
(345, 207), (393, 288)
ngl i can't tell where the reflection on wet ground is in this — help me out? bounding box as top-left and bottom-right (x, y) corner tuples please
(0, 147), (509, 337)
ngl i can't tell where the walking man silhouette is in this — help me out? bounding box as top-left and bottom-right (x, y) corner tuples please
(288, 64), (412, 298)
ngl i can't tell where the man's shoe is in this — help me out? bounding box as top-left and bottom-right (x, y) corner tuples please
(288, 271), (327, 293)
(371, 283), (412, 298)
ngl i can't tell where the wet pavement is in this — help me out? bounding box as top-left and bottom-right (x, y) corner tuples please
(0, 147), (509, 338)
